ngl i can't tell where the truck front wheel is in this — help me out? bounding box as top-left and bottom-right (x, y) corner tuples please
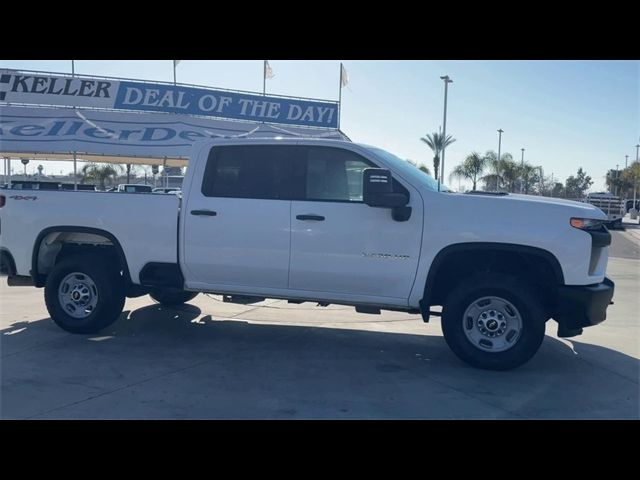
(441, 273), (546, 370)
(149, 288), (198, 306)
(44, 255), (126, 334)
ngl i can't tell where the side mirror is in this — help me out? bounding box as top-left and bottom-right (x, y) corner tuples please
(363, 168), (409, 208)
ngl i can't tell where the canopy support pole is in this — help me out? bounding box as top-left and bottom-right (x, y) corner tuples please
(163, 157), (167, 188)
(73, 152), (78, 190)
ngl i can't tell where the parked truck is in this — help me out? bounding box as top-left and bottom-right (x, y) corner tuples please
(584, 192), (625, 229)
(0, 139), (615, 370)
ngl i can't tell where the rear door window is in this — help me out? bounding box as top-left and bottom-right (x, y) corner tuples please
(201, 145), (301, 200)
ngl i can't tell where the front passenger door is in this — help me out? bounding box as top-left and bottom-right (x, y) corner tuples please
(288, 146), (423, 304)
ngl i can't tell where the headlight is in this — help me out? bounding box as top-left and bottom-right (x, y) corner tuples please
(570, 218), (606, 230)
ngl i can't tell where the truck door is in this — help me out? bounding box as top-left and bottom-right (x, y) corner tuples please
(288, 145), (423, 304)
(181, 144), (296, 291)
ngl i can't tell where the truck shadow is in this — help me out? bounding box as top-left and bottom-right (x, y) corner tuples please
(1, 303), (638, 419)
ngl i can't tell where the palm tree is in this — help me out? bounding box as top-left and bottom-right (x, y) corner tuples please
(449, 152), (487, 191)
(482, 151), (513, 191)
(82, 163), (122, 190)
(420, 131), (456, 181)
(501, 158), (519, 193)
(125, 164), (136, 184)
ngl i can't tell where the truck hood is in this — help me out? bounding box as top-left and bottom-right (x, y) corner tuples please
(450, 192), (607, 220)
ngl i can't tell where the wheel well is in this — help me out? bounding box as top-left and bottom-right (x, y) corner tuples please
(423, 244), (564, 312)
(32, 227), (131, 288)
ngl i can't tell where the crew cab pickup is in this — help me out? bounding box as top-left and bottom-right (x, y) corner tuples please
(0, 138), (615, 370)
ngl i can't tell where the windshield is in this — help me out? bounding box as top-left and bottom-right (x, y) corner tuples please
(362, 145), (452, 192)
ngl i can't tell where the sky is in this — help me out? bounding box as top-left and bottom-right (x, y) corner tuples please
(1, 59), (638, 191)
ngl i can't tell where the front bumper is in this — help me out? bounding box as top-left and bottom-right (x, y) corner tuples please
(554, 277), (614, 337)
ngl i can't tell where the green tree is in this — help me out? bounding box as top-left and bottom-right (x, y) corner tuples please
(419, 165), (431, 175)
(406, 159), (432, 176)
(551, 182), (565, 198)
(449, 152), (487, 191)
(482, 151), (513, 191)
(501, 158), (520, 192)
(564, 167), (593, 199)
(420, 131), (456, 181)
(82, 163), (122, 190)
(621, 162), (640, 198)
(607, 163), (639, 197)
(519, 163), (540, 194)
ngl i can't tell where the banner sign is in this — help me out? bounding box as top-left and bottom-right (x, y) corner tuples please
(0, 69), (339, 129)
(0, 106), (347, 159)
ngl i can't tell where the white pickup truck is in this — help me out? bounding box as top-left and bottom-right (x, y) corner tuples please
(0, 138), (615, 370)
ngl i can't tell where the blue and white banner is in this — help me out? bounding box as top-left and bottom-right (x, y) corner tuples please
(0, 106), (347, 159)
(0, 69), (339, 129)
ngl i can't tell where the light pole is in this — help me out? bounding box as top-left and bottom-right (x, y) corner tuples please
(520, 148), (525, 193)
(495, 129), (504, 191)
(625, 155), (629, 169)
(439, 75), (453, 192)
(615, 164), (619, 196)
(21, 158), (29, 177)
(633, 144), (639, 215)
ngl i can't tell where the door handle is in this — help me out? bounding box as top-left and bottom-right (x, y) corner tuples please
(296, 214), (325, 221)
(191, 209), (217, 216)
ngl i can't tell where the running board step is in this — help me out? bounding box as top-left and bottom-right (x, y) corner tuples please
(355, 305), (381, 315)
(222, 295), (266, 305)
(7, 275), (34, 287)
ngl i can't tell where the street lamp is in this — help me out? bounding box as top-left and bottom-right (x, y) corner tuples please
(520, 148), (525, 193)
(20, 158), (29, 177)
(439, 75), (453, 192)
(495, 129), (504, 191)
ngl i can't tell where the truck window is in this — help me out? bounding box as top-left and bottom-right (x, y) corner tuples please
(304, 147), (371, 202)
(201, 145), (298, 200)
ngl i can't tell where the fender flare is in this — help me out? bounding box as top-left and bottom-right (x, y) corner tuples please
(31, 226), (131, 287)
(421, 242), (565, 307)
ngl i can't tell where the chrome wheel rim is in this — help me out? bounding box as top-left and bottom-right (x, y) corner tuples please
(462, 296), (523, 352)
(58, 272), (99, 319)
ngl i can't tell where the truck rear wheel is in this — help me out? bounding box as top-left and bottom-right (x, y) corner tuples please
(149, 288), (198, 306)
(44, 254), (126, 334)
(441, 273), (546, 370)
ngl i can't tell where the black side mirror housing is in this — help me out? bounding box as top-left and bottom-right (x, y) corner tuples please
(363, 168), (409, 208)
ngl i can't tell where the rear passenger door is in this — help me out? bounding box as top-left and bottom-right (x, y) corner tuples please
(288, 145), (423, 304)
(182, 144), (299, 292)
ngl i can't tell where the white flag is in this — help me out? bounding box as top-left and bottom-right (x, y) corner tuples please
(340, 63), (349, 87)
(173, 60), (181, 67)
(264, 60), (275, 79)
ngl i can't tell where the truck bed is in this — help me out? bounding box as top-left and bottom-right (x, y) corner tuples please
(0, 190), (180, 283)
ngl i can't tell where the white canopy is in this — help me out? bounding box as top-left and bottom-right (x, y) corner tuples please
(0, 105), (349, 167)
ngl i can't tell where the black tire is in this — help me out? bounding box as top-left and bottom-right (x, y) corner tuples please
(44, 254), (125, 334)
(441, 273), (547, 370)
(149, 288), (198, 306)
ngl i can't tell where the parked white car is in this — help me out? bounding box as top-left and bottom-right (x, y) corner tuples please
(116, 184), (153, 193)
(0, 138), (615, 370)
